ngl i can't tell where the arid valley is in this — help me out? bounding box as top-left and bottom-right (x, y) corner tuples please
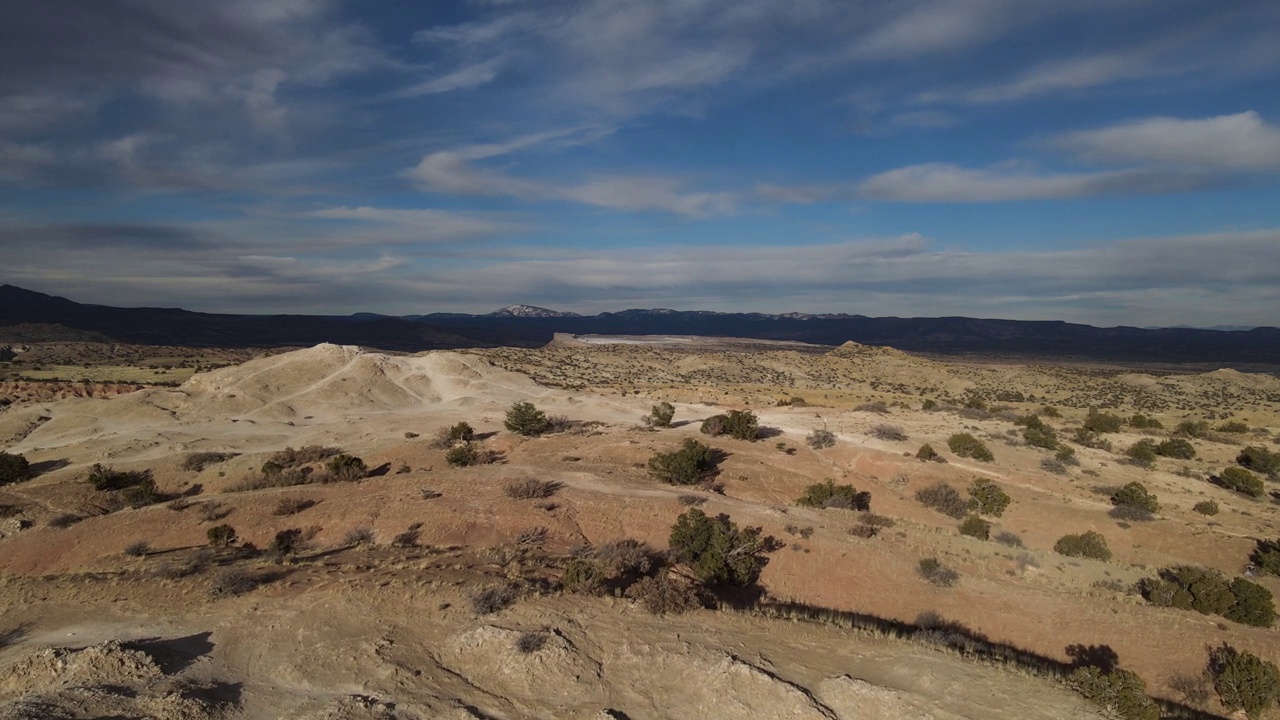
(2, 335), (1279, 719)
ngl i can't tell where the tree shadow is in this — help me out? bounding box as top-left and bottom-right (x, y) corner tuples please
(179, 680), (243, 710)
(27, 458), (71, 477)
(1066, 643), (1119, 673)
(125, 632), (215, 675)
(366, 462), (392, 478)
(0, 623), (31, 649)
(755, 426), (784, 440)
(474, 431), (500, 440)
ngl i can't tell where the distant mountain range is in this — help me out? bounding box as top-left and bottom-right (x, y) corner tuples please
(2, 284), (1278, 368)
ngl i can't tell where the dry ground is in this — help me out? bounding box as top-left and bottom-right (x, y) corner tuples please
(1, 339), (1279, 718)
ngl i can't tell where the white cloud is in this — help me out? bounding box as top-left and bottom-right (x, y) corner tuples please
(1051, 111), (1280, 171)
(406, 132), (736, 216)
(0, 142), (54, 181)
(855, 163), (1125, 202)
(394, 57), (504, 97)
(306, 205), (519, 239)
(932, 50), (1160, 104)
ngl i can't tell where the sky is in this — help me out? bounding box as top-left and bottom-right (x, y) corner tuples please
(2, 0), (1280, 327)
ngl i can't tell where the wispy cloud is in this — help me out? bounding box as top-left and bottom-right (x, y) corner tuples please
(393, 57), (504, 97)
(1050, 111), (1280, 171)
(855, 163), (1200, 202)
(406, 132), (736, 216)
(305, 205), (521, 240)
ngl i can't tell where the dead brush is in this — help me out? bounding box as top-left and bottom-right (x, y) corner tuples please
(626, 573), (703, 614)
(516, 527), (549, 547)
(469, 583), (520, 615)
(514, 630), (548, 654)
(272, 497), (317, 516)
(869, 424), (907, 442)
(392, 522), (423, 548)
(591, 538), (660, 576)
(197, 500), (231, 522)
(182, 452), (237, 472)
(503, 478), (561, 499)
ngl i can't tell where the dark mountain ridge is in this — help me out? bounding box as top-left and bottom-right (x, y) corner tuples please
(2, 284), (1277, 367)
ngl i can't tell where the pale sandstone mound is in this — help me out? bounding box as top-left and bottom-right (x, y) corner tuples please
(607, 643), (839, 720)
(178, 344), (549, 420)
(441, 625), (605, 708)
(0, 641), (222, 720)
(817, 675), (961, 720)
(0, 344), (553, 460)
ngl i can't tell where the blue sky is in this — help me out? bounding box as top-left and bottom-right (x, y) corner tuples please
(2, 0), (1279, 326)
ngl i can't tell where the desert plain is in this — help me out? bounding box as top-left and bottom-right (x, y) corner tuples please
(1, 335), (1279, 719)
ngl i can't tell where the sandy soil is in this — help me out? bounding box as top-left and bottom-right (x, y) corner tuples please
(1, 341), (1278, 719)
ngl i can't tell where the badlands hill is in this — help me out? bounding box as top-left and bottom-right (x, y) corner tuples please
(1, 341), (1279, 718)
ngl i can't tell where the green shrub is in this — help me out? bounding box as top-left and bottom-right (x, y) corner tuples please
(806, 428), (836, 449)
(1217, 421), (1249, 434)
(647, 402), (675, 428)
(1207, 643), (1280, 719)
(1128, 414), (1163, 430)
(1022, 426), (1058, 450)
(915, 443), (944, 462)
(1041, 405), (1062, 418)
(269, 445), (341, 468)
(86, 464), (151, 491)
(1068, 666), (1160, 720)
(268, 528), (303, 561)
(1123, 439), (1157, 469)
(796, 480), (870, 511)
(1140, 566), (1270, 624)
(1176, 420), (1210, 438)
(1016, 415), (1058, 449)
(445, 442), (486, 467)
(917, 557), (959, 587)
(1253, 538), (1280, 576)
(1111, 482), (1159, 514)
(648, 439), (719, 485)
(1054, 531), (1112, 561)
(915, 482), (968, 519)
(325, 454), (366, 481)
(1237, 446), (1280, 478)
(561, 559), (606, 595)
(947, 433), (993, 462)
(1083, 409), (1124, 434)
(1072, 428), (1112, 451)
(207, 524), (237, 547)
(1193, 500), (1219, 516)
(0, 452), (30, 486)
(968, 478), (1011, 517)
(1225, 578), (1275, 627)
(505, 401), (551, 436)
(921, 399), (938, 411)
(958, 514), (990, 540)
(669, 509), (764, 587)
(432, 422), (475, 448)
(700, 410), (758, 441)
(1155, 438), (1196, 459)
(121, 478), (164, 508)
(1216, 467), (1264, 498)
